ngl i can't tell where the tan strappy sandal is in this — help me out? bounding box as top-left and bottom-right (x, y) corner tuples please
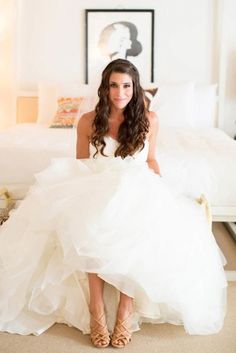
(90, 312), (110, 348)
(111, 314), (132, 348)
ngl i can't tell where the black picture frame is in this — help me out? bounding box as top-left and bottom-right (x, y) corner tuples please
(85, 9), (155, 84)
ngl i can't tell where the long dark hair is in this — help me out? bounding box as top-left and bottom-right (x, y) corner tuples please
(91, 59), (149, 158)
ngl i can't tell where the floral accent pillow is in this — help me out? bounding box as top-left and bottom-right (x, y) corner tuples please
(50, 97), (84, 128)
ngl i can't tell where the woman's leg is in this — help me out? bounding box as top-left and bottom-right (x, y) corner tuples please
(112, 292), (133, 347)
(88, 273), (110, 347)
(117, 292), (133, 318)
(88, 273), (105, 313)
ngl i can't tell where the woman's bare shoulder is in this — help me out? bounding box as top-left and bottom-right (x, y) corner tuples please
(77, 110), (96, 136)
(146, 111), (159, 137)
(78, 110), (96, 126)
(147, 110), (158, 124)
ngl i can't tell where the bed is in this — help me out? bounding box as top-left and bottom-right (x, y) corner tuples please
(0, 82), (236, 223)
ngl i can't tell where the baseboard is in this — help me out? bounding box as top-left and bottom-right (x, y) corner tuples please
(224, 222), (236, 241)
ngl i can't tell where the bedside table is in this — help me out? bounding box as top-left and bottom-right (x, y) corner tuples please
(0, 187), (15, 225)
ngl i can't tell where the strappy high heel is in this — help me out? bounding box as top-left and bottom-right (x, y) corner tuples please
(90, 312), (110, 348)
(111, 314), (132, 348)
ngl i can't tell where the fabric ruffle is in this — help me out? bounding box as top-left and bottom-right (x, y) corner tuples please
(0, 157), (227, 336)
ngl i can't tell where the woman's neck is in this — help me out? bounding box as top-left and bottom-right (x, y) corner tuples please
(108, 110), (124, 139)
(109, 108), (124, 122)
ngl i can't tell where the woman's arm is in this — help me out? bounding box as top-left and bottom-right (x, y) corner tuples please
(76, 112), (94, 159)
(146, 111), (161, 175)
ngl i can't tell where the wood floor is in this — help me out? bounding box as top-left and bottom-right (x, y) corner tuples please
(213, 222), (236, 271)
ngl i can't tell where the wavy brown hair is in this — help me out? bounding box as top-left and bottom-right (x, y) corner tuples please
(91, 59), (149, 158)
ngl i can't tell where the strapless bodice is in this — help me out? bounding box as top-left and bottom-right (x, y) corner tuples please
(89, 136), (149, 162)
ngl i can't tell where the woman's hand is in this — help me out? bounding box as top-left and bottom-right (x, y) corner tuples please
(147, 159), (161, 176)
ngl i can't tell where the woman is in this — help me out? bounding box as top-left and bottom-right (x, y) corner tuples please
(77, 58), (160, 347)
(0, 59), (227, 349)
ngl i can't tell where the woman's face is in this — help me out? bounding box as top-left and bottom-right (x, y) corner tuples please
(108, 72), (133, 111)
(107, 25), (131, 58)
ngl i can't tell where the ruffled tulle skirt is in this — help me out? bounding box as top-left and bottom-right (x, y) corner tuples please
(0, 157), (227, 335)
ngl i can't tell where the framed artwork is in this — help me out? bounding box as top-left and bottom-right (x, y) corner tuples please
(85, 9), (155, 84)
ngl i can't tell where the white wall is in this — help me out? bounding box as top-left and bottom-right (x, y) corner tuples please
(1, 0), (235, 136)
(218, 0), (236, 138)
(16, 0), (216, 88)
(0, 0), (17, 129)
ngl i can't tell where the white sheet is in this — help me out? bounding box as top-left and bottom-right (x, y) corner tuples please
(0, 124), (236, 206)
(0, 124), (76, 185)
(157, 127), (236, 206)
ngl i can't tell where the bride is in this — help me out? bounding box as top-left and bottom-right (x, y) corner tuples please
(0, 59), (227, 348)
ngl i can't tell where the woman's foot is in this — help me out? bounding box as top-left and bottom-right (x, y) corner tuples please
(111, 297), (133, 348)
(90, 309), (110, 348)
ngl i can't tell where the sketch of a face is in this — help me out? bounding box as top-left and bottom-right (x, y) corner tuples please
(107, 24), (132, 59)
(98, 21), (142, 61)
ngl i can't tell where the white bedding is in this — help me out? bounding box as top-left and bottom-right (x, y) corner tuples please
(0, 124), (76, 184)
(158, 127), (236, 206)
(0, 124), (236, 207)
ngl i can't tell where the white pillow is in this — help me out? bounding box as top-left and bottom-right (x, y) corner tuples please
(77, 95), (98, 115)
(37, 82), (98, 126)
(58, 83), (98, 126)
(193, 84), (217, 128)
(150, 82), (195, 128)
(37, 83), (58, 126)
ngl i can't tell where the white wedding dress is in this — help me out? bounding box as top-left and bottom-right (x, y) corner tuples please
(0, 137), (227, 336)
